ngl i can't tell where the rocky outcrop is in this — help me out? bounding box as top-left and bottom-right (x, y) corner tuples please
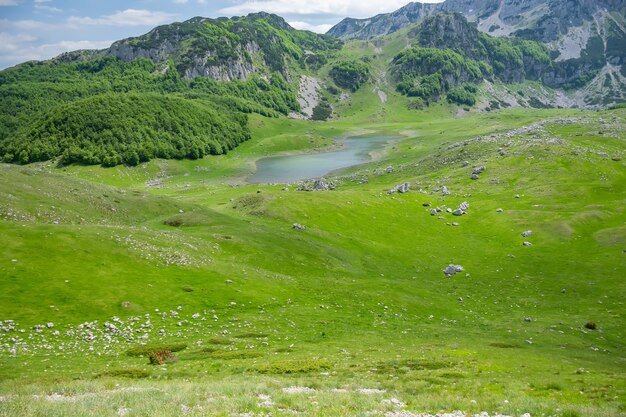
(108, 39), (179, 63)
(105, 13), (341, 82)
(327, 0), (623, 45)
(327, 2), (439, 40)
(330, 1), (624, 105)
(183, 42), (260, 81)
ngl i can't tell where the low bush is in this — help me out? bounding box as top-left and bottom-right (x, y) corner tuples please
(126, 343), (187, 357)
(149, 350), (177, 365)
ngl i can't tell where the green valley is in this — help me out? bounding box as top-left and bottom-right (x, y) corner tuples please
(0, 3), (625, 417)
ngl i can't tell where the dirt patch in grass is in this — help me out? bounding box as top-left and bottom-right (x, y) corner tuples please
(232, 193), (268, 216)
(206, 337), (233, 345)
(594, 226), (626, 246)
(233, 332), (269, 339)
(97, 368), (150, 379)
(126, 343), (187, 357)
(163, 212), (212, 227)
(373, 359), (454, 374)
(489, 342), (521, 349)
(256, 359), (330, 374)
(210, 350), (262, 360)
(572, 210), (611, 224)
(541, 221), (575, 238)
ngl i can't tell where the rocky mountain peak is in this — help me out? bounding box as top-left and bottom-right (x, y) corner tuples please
(411, 12), (481, 52)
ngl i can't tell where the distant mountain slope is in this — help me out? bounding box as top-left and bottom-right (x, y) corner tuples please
(328, 0), (623, 47)
(0, 13), (344, 167)
(107, 12), (341, 81)
(328, 0), (626, 104)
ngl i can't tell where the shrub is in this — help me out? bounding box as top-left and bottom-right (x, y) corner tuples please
(311, 101), (332, 121)
(329, 60), (370, 91)
(407, 98), (427, 110)
(584, 321), (597, 330)
(447, 84), (477, 106)
(126, 343), (187, 357)
(149, 350), (177, 365)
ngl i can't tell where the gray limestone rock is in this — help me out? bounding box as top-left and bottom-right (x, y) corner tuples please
(472, 166), (486, 175)
(443, 264), (465, 276)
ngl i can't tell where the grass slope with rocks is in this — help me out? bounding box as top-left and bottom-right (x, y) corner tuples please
(0, 97), (624, 416)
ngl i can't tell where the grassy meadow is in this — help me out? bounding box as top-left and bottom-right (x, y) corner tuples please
(0, 88), (625, 417)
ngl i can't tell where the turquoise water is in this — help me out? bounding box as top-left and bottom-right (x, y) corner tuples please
(249, 135), (395, 183)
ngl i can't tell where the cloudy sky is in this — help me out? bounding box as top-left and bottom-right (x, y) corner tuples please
(0, 0), (444, 69)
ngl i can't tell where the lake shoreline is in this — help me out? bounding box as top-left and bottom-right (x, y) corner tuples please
(247, 134), (400, 184)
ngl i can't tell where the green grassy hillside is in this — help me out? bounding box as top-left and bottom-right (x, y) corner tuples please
(1, 93), (250, 166)
(0, 9), (625, 417)
(0, 105), (624, 416)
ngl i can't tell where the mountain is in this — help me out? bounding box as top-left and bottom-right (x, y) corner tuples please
(327, 0), (624, 46)
(391, 12), (552, 105)
(0, 13), (342, 167)
(107, 12), (341, 82)
(0, 6), (624, 168)
(328, 0), (626, 103)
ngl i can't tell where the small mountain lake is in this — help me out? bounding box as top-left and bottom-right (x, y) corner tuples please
(249, 135), (396, 183)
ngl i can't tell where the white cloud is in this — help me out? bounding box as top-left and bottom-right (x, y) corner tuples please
(173, 0), (188, 3)
(0, 32), (37, 52)
(35, 4), (62, 13)
(68, 9), (177, 27)
(0, 0), (19, 6)
(288, 21), (333, 33)
(0, 18), (59, 30)
(220, 0), (444, 17)
(0, 34), (113, 69)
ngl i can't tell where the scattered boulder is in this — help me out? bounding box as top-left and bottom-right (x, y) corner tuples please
(441, 186), (450, 196)
(523, 241), (533, 246)
(524, 317), (532, 322)
(470, 173), (479, 180)
(388, 183), (410, 194)
(515, 194), (520, 198)
(472, 166), (486, 175)
(430, 209), (437, 216)
(385, 166), (394, 173)
(521, 230), (532, 237)
(461, 161), (469, 167)
(292, 223), (306, 230)
(312, 179), (329, 191)
(422, 202), (431, 207)
(443, 264), (464, 276)
(452, 201), (469, 216)
(297, 178), (336, 191)
(496, 208), (503, 212)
